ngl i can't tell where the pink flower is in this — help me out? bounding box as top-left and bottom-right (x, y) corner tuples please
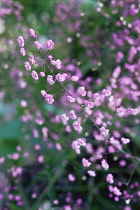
(84, 100), (94, 108)
(87, 170), (96, 177)
(67, 96), (75, 103)
(17, 36), (24, 47)
(20, 48), (26, 56)
(55, 59), (62, 69)
(41, 90), (47, 97)
(82, 158), (91, 167)
(77, 86), (86, 97)
(29, 28), (38, 38)
(113, 187), (122, 196)
(46, 39), (54, 50)
(34, 41), (43, 50)
(24, 62), (31, 70)
(121, 137), (130, 144)
(101, 159), (109, 170)
(60, 113), (69, 125)
(47, 75), (55, 85)
(102, 89), (111, 97)
(73, 121), (82, 133)
(106, 174), (114, 184)
(40, 72), (45, 77)
(71, 76), (79, 81)
(68, 174), (76, 182)
(29, 55), (36, 65)
(48, 55), (53, 60)
(69, 110), (77, 119)
(45, 94), (54, 104)
(31, 70), (39, 80)
(50, 60), (56, 65)
(56, 73), (67, 83)
(100, 126), (109, 137)
(71, 141), (80, 154)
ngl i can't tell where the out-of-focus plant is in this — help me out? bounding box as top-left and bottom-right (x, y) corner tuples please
(0, 0), (140, 210)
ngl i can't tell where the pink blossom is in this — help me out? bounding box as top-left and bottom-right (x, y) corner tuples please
(50, 60), (56, 65)
(121, 137), (130, 144)
(68, 174), (76, 182)
(56, 73), (67, 83)
(102, 89), (111, 97)
(77, 138), (86, 147)
(60, 113), (69, 125)
(20, 48), (26, 56)
(24, 62), (31, 70)
(100, 126), (109, 137)
(101, 159), (109, 170)
(45, 94), (54, 104)
(46, 39), (54, 50)
(77, 86), (86, 97)
(48, 55), (53, 60)
(31, 70), (39, 80)
(17, 36), (24, 47)
(29, 55), (36, 65)
(55, 59), (62, 69)
(106, 174), (114, 184)
(87, 170), (96, 177)
(67, 96), (75, 103)
(71, 140), (80, 154)
(41, 90), (47, 97)
(40, 72), (45, 77)
(47, 75), (55, 85)
(29, 28), (38, 38)
(34, 41), (43, 50)
(113, 187), (122, 196)
(71, 76), (79, 81)
(84, 100), (94, 108)
(82, 158), (91, 167)
(73, 121), (82, 133)
(69, 110), (77, 119)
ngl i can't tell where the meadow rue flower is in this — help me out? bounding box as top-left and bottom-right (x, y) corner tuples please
(24, 61), (31, 70)
(84, 100), (94, 108)
(45, 94), (54, 104)
(46, 39), (54, 50)
(113, 187), (122, 196)
(17, 36), (24, 47)
(31, 70), (39, 80)
(68, 174), (76, 182)
(121, 137), (130, 144)
(82, 158), (91, 167)
(29, 28), (38, 38)
(40, 72), (45, 77)
(71, 140), (80, 154)
(29, 55), (36, 65)
(47, 75), (55, 85)
(56, 73), (67, 82)
(73, 121), (82, 133)
(60, 113), (69, 125)
(55, 59), (62, 69)
(102, 89), (111, 97)
(50, 60), (56, 65)
(67, 96), (75, 103)
(77, 86), (86, 97)
(20, 48), (26, 56)
(106, 173), (114, 184)
(100, 126), (109, 137)
(101, 159), (109, 170)
(34, 41), (43, 50)
(48, 55), (53, 60)
(69, 110), (77, 119)
(87, 170), (96, 177)
(70, 76), (79, 81)
(41, 90), (47, 97)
